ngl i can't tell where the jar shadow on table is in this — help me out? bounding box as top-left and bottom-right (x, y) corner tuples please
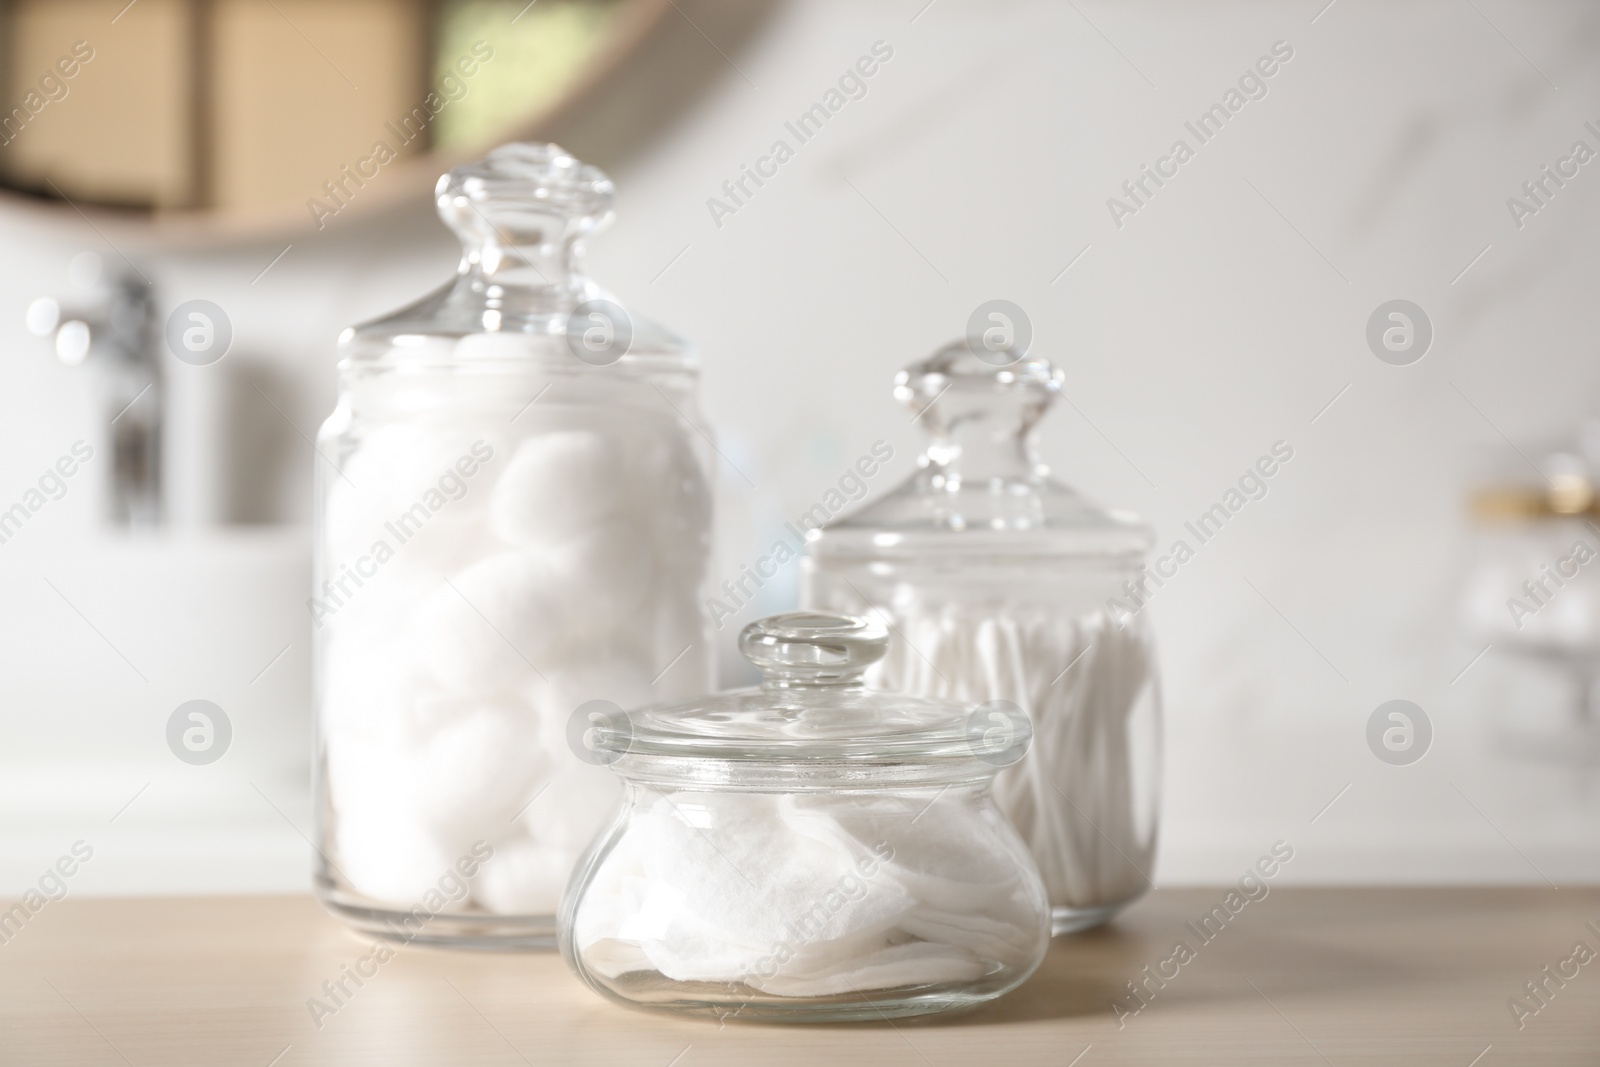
(892, 923), (1152, 1027)
(953, 889), (1508, 1028)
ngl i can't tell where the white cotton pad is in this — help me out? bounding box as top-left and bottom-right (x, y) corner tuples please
(489, 431), (627, 547)
(473, 836), (572, 915)
(572, 821), (652, 966)
(898, 905), (1040, 964)
(619, 794), (917, 984)
(784, 793), (1021, 913)
(571, 789), (1040, 995)
(411, 551), (558, 693)
(752, 941), (988, 997)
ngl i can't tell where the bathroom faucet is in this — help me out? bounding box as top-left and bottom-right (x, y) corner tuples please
(27, 258), (162, 526)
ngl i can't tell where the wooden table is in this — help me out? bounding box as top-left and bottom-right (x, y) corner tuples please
(1, 889), (1596, 1065)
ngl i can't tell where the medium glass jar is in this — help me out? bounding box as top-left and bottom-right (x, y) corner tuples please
(560, 612), (1049, 1021)
(802, 342), (1162, 934)
(312, 143), (713, 947)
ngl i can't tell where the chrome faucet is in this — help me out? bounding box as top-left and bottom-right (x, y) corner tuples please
(27, 254), (162, 526)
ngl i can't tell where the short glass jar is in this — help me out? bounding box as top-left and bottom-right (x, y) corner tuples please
(311, 144), (713, 948)
(560, 613), (1050, 1021)
(802, 342), (1163, 934)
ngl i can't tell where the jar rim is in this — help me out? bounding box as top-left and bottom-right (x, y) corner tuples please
(591, 684), (1031, 772)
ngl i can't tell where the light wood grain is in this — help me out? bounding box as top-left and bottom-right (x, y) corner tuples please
(0, 889), (1596, 1065)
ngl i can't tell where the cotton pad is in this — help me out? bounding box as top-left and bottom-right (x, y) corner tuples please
(572, 790), (1035, 996)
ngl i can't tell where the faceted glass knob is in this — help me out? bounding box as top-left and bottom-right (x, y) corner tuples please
(739, 612), (888, 688)
(435, 142), (613, 290)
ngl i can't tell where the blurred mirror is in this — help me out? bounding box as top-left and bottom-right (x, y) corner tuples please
(0, 0), (667, 236)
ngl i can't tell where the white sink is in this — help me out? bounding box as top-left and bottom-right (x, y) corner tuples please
(0, 528), (314, 895)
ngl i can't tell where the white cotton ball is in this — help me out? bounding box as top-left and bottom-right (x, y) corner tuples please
(544, 518), (655, 631)
(411, 551), (560, 693)
(323, 734), (414, 825)
(473, 836), (574, 915)
(319, 633), (426, 747)
(331, 424), (500, 576)
(536, 658), (658, 737)
(516, 761), (624, 854)
(412, 701), (550, 841)
(490, 431), (627, 547)
(340, 425), (468, 517)
(454, 333), (532, 362)
(332, 795), (454, 906)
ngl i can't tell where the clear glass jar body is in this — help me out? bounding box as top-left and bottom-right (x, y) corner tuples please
(313, 359), (712, 946)
(310, 144), (713, 947)
(802, 557), (1162, 933)
(562, 770), (1048, 1020)
(800, 342), (1163, 934)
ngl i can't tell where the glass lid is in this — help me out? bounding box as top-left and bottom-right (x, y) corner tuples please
(599, 613), (1029, 766)
(809, 342), (1152, 561)
(339, 142), (689, 369)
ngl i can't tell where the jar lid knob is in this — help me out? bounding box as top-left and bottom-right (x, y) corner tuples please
(434, 142), (613, 295)
(739, 612), (887, 687)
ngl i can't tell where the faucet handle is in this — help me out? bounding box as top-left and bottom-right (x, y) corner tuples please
(25, 296), (97, 365)
(27, 256), (152, 367)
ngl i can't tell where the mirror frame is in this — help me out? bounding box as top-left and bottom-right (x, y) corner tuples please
(0, 0), (672, 247)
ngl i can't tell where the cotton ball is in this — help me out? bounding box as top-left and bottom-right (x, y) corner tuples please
(340, 424), (475, 521)
(315, 562), (433, 648)
(412, 702), (549, 840)
(331, 790), (453, 906)
(324, 732), (413, 822)
(333, 425), (499, 576)
(544, 518), (655, 631)
(320, 633), (425, 747)
(411, 551), (559, 693)
(473, 836), (574, 915)
(517, 761), (623, 854)
(454, 333), (533, 361)
(490, 432), (627, 547)
(324, 758), (451, 902)
(535, 658), (658, 741)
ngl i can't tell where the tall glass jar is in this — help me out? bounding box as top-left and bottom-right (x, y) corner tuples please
(802, 342), (1162, 934)
(312, 143), (713, 948)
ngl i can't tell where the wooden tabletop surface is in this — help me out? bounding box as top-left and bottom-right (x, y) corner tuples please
(1, 888), (1596, 1065)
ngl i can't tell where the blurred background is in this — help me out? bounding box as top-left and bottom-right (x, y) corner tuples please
(1, 0), (1598, 895)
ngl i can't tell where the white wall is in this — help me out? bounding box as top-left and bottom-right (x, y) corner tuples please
(1, 0), (1597, 893)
